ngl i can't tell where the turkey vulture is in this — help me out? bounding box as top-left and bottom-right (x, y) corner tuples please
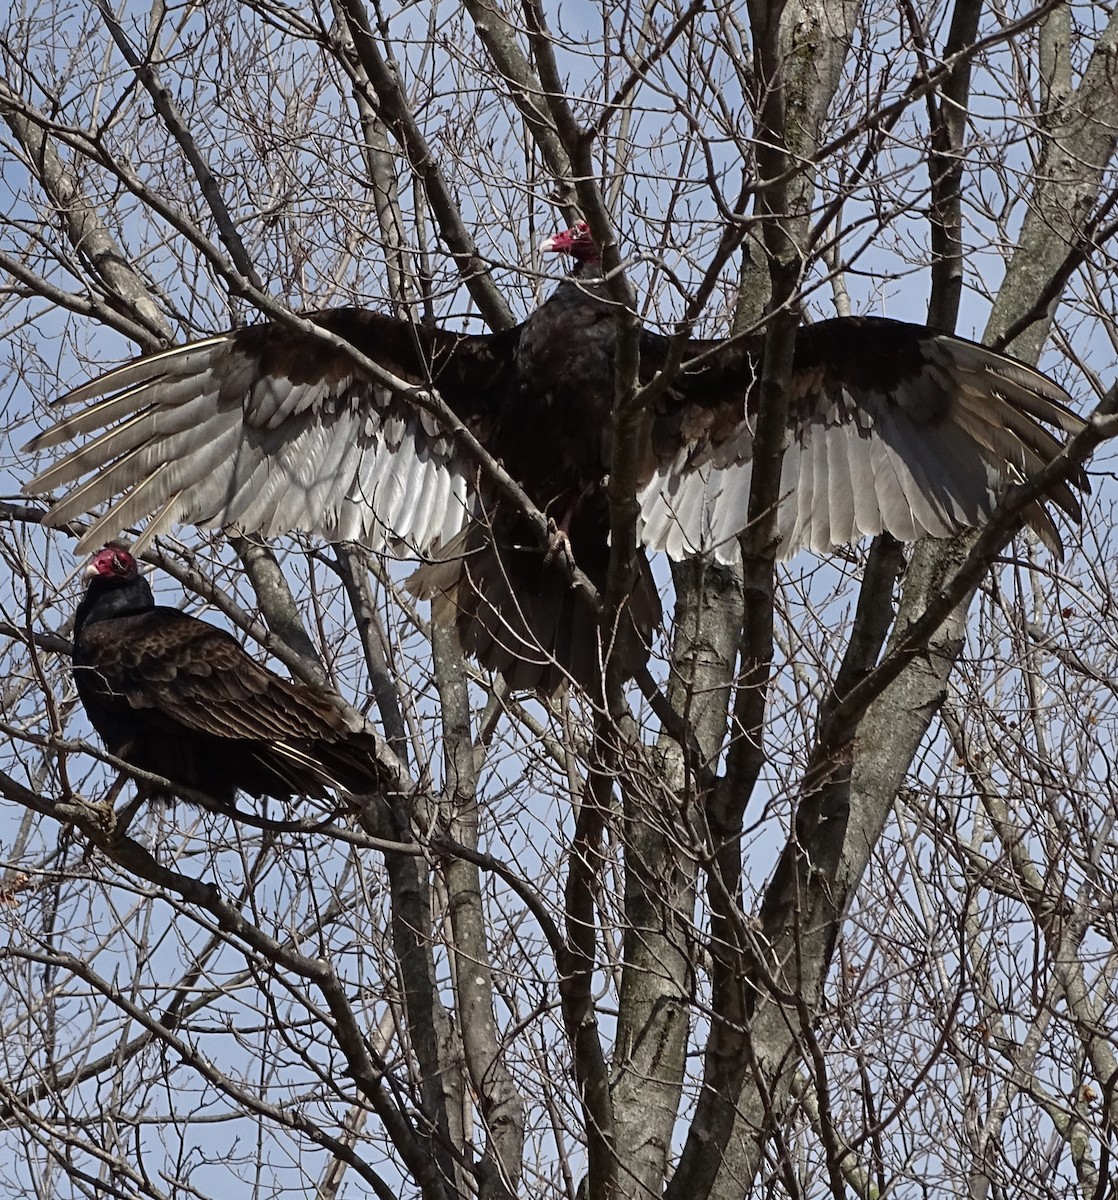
(27, 224), (1086, 691)
(72, 545), (383, 805)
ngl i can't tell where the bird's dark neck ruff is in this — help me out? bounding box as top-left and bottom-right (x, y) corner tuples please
(75, 571), (154, 634)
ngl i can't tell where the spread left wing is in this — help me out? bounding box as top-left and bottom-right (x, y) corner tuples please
(25, 308), (520, 555)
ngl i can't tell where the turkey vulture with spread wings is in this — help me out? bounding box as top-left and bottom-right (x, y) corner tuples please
(73, 545), (384, 805)
(29, 224), (1086, 692)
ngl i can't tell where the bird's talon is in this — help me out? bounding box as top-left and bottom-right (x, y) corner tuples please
(544, 521), (574, 568)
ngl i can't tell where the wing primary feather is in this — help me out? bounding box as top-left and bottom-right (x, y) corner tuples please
(53, 337), (232, 409)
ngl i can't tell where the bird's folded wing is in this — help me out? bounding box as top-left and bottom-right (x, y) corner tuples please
(82, 609), (365, 743)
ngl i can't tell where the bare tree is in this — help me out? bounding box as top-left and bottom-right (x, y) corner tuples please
(0, 1), (1116, 1197)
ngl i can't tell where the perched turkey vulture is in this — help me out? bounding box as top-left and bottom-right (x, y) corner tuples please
(28, 224), (1086, 692)
(72, 545), (383, 805)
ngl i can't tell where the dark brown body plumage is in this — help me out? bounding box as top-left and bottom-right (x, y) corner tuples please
(73, 548), (383, 804)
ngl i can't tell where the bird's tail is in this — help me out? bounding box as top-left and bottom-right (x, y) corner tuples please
(408, 521), (660, 695)
(253, 732), (386, 801)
